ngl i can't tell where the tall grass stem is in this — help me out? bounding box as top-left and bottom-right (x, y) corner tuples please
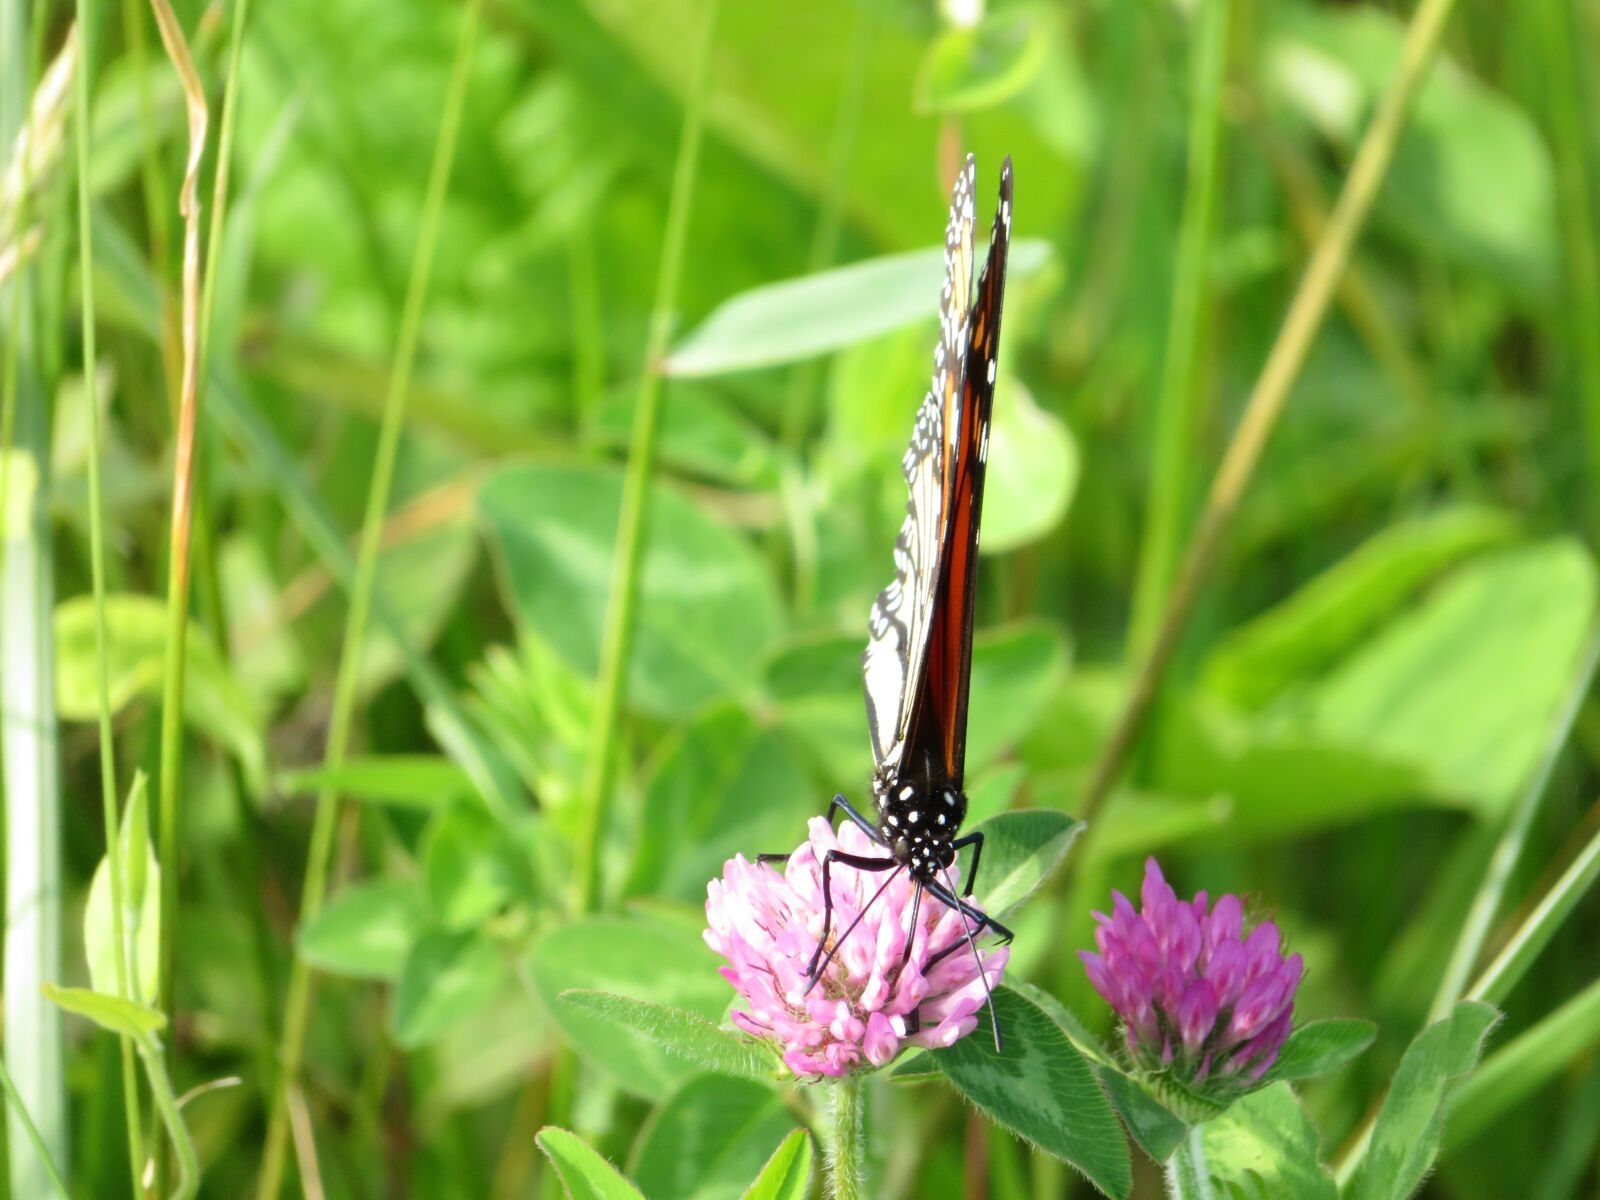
(1128, 0), (1230, 655)
(71, 0), (151, 1189)
(573, 0), (722, 914)
(0, 1055), (71, 1200)
(256, 2), (485, 1192)
(1429, 624), (1600, 1020)
(1078, 0), (1464, 827)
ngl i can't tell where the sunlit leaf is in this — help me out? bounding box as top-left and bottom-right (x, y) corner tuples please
(914, 9), (1050, 113)
(980, 378), (1078, 554)
(968, 809), (1083, 918)
(630, 1075), (792, 1200)
(557, 990), (779, 1084)
(84, 772), (160, 1005)
(1264, 1018), (1378, 1083)
(298, 879), (428, 982)
(1200, 1083), (1336, 1200)
(740, 1128), (812, 1200)
(391, 929), (506, 1048)
(665, 241), (1050, 378)
(43, 983), (164, 1038)
(537, 1127), (646, 1200)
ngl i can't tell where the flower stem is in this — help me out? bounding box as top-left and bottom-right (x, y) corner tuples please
(138, 1032), (199, 1200)
(1164, 1124), (1216, 1200)
(826, 1076), (865, 1200)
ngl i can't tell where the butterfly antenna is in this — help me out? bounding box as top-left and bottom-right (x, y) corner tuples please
(942, 865), (1002, 1054)
(805, 867), (904, 995)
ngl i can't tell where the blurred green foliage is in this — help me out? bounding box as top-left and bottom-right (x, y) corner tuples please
(3, 0), (1600, 1195)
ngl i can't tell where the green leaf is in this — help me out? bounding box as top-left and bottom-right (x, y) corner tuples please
(968, 809), (1083, 919)
(1200, 1083), (1336, 1200)
(1345, 1000), (1499, 1200)
(1263, 1018), (1377, 1082)
(1305, 541), (1597, 815)
(1446, 977), (1600, 1151)
(527, 916), (732, 1101)
(629, 1075), (793, 1200)
(933, 985), (1131, 1198)
(391, 929), (506, 1048)
(664, 241), (1050, 377)
(84, 772), (160, 1005)
(978, 378), (1078, 554)
(479, 464), (780, 717)
(557, 991), (779, 1083)
(297, 880), (428, 982)
(740, 1128), (812, 1200)
(625, 705), (817, 904)
(1093, 1065), (1188, 1164)
(42, 983), (165, 1038)
(1203, 507), (1517, 709)
(423, 803), (535, 929)
(54, 593), (265, 788)
(537, 1127), (646, 1200)
(278, 755), (473, 810)
(914, 9), (1050, 113)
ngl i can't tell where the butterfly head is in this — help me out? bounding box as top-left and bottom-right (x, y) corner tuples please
(875, 774), (967, 883)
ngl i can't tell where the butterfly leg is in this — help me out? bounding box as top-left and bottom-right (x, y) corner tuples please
(826, 794), (887, 845)
(805, 850), (900, 987)
(901, 882), (925, 1037)
(949, 831), (985, 897)
(920, 880), (1014, 972)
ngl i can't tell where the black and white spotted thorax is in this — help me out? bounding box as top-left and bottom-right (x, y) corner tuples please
(872, 770), (969, 883)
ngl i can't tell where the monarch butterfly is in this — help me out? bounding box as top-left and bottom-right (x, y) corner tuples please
(762, 154), (1014, 1048)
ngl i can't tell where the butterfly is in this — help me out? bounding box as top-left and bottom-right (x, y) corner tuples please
(762, 154), (1014, 1047)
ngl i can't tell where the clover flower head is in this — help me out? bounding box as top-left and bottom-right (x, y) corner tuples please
(704, 816), (1008, 1078)
(1079, 858), (1302, 1101)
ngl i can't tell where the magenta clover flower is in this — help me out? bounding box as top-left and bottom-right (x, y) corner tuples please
(704, 816), (1008, 1078)
(1079, 858), (1302, 1103)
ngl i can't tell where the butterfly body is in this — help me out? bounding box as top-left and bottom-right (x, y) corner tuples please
(871, 748), (966, 882)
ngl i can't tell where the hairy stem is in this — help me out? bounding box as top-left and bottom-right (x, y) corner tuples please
(826, 1076), (865, 1200)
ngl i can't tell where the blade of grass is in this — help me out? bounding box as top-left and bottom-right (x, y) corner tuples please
(1444, 976), (1600, 1152)
(1535, 0), (1600, 532)
(1467, 795), (1600, 1007)
(142, 5), (208, 1192)
(573, 0), (722, 914)
(72, 0), (151, 1188)
(1078, 0), (1467, 827)
(0, 5), (68, 1196)
(0, 1054), (70, 1200)
(146, 0), (209, 1030)
(1128, 0), (1230, 656)
(255, 2), (486, 1193)
(1429, 624), (1600, 1019)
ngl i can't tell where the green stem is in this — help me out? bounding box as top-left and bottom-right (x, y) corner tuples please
(1164, 1124), (1215, 1200)
(1467, 794), (1600, 1007)
(0, 1055), (71, 1200)
(826, 1076), (865, 1200)
(1078, 0), (1464, 827)
(1, 3), (67, 1187)
(255, 2), (484, 1193)
(72, 0), (149, 1191)
(573, 0), (721, 914)
(1429, 624), (1600, 1020)
(139, 1032), (200, 1200)
(1128, 0), (1230, 656)
(1534, 0), (1600, 534)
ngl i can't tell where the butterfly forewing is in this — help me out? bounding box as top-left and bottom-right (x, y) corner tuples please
(862, 156), (977, 775)
(920, 157), (1013, 786)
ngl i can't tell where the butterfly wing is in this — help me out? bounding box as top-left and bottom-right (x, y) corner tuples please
(862, 156), (977, 776)
(915, 157), (1012, 787)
